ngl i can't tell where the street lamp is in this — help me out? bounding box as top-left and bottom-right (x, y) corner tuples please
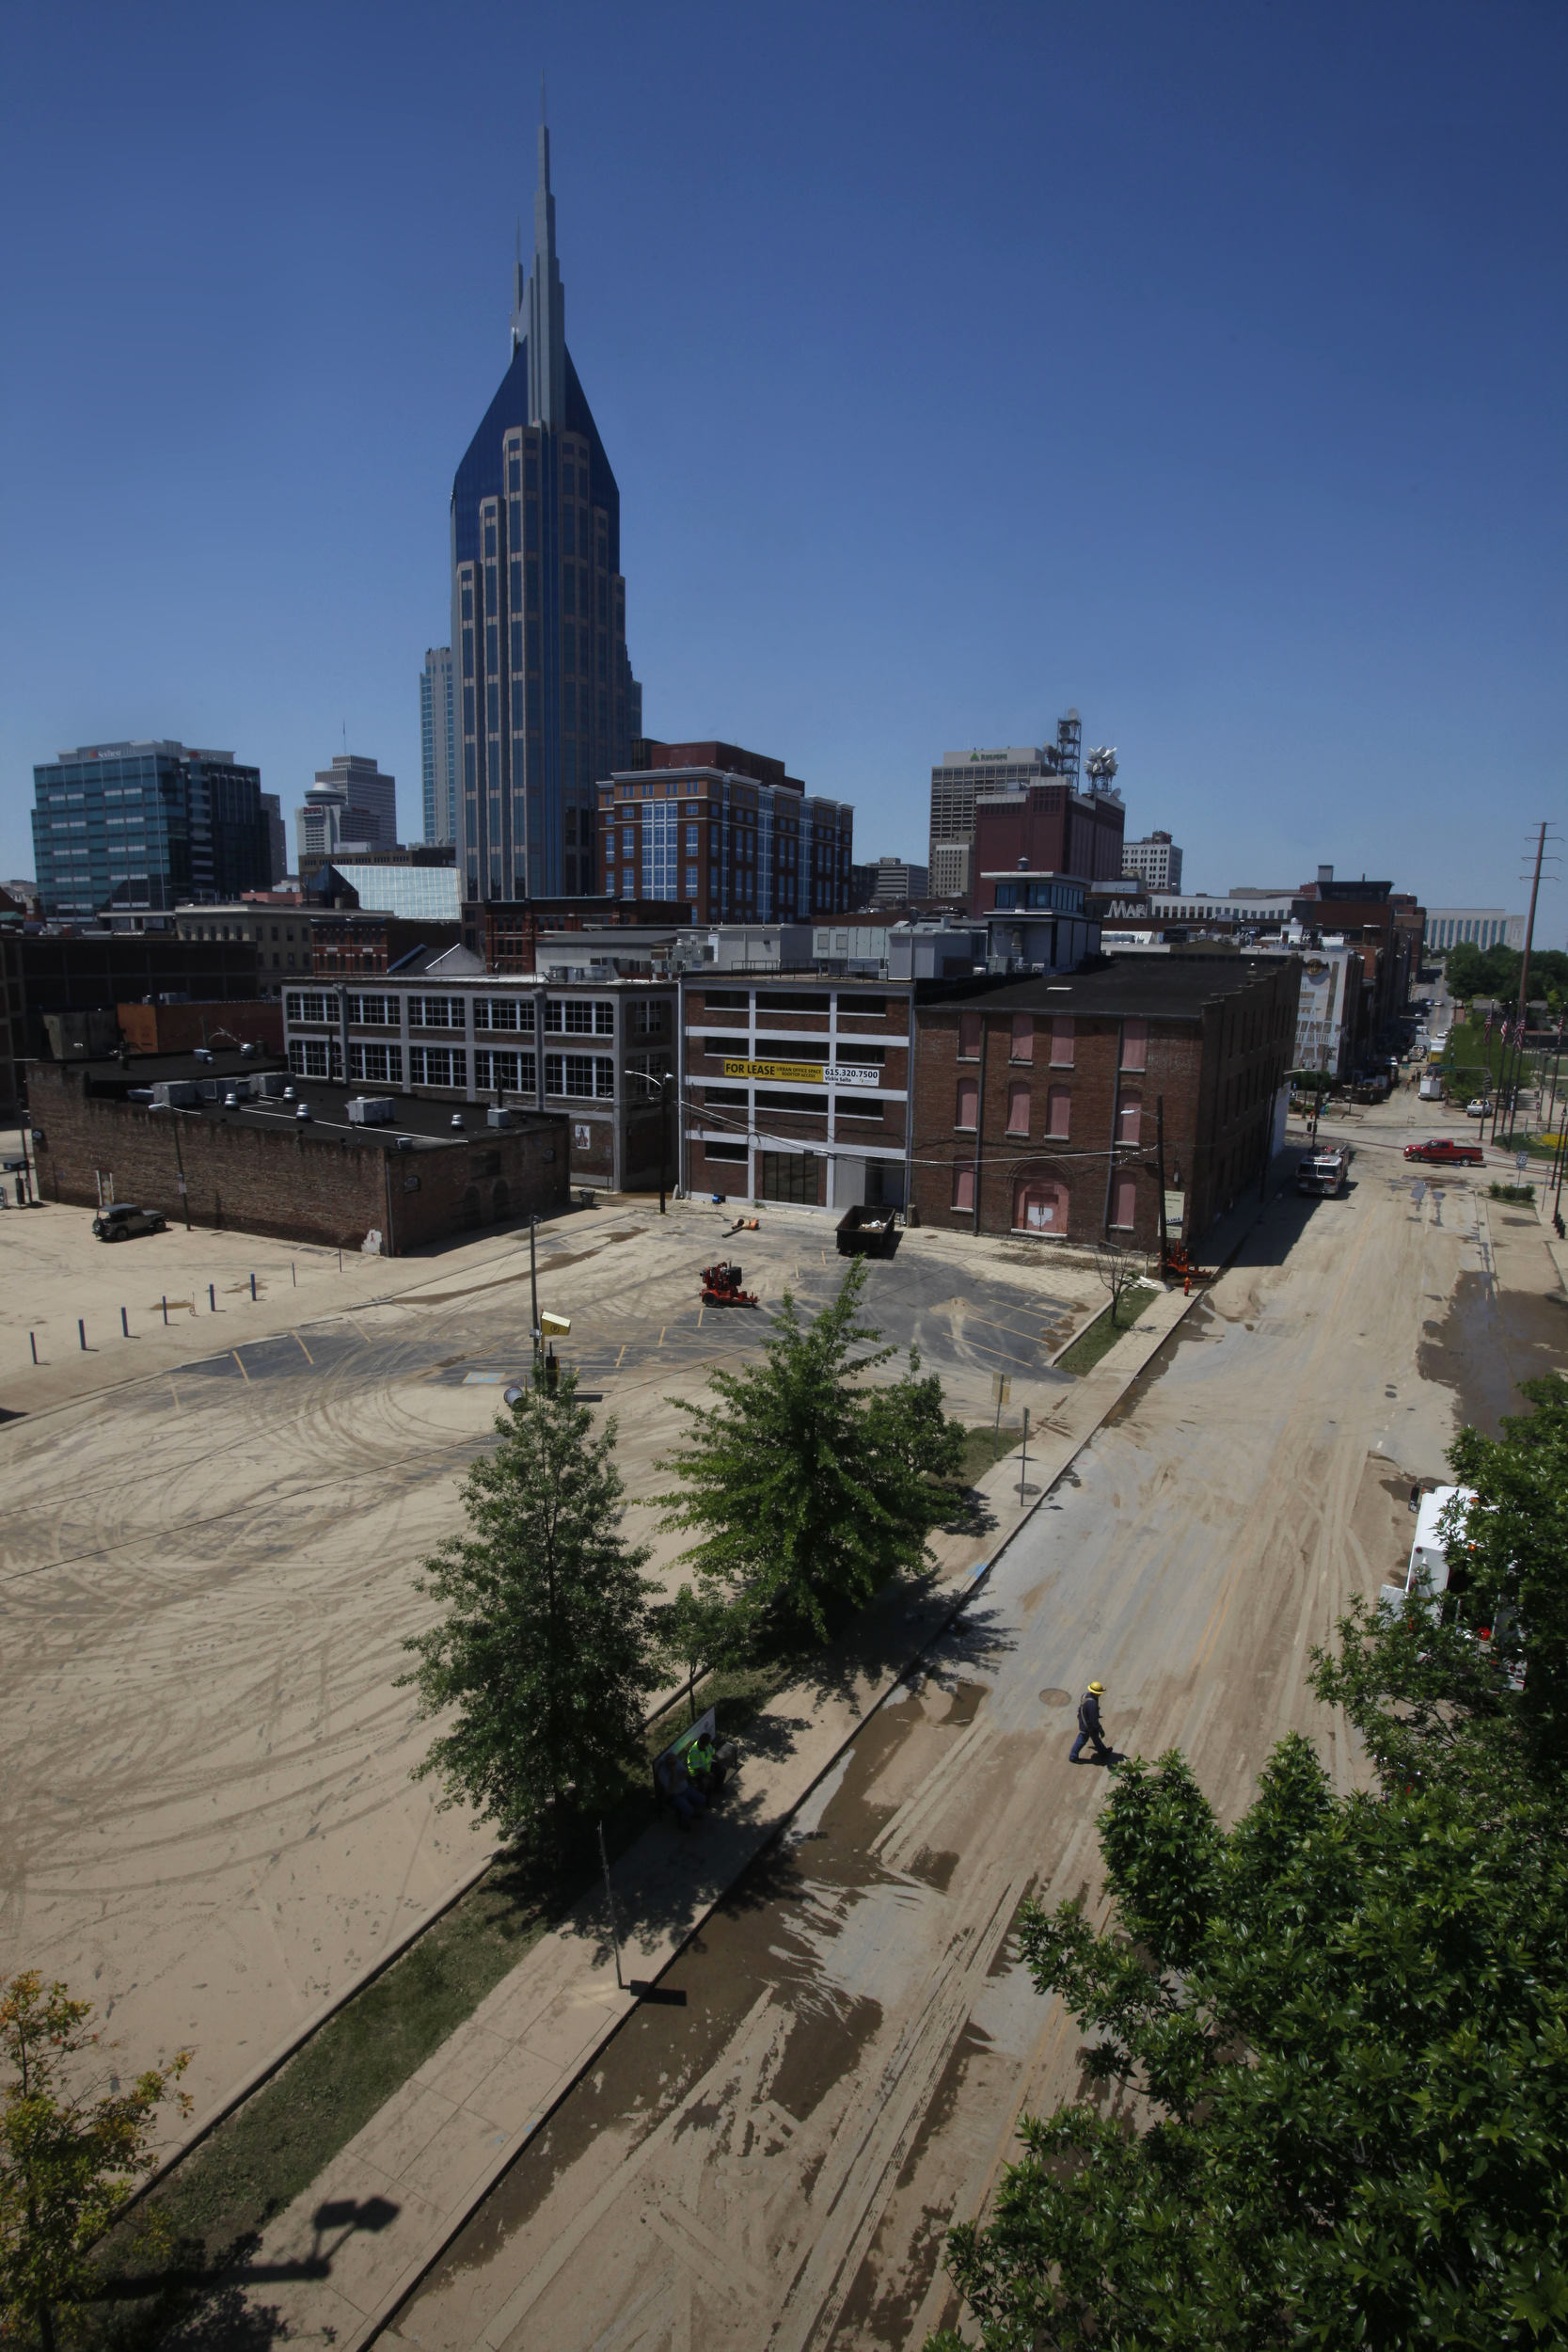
(624, 1065), (675, 1214)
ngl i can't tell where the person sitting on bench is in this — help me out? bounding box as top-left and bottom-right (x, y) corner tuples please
(656, 1748), (707, 1829)
(687, 1731), (731, 1797)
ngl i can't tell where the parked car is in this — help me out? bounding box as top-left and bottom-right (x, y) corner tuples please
(1404, 1138), (1483, 1168)
(91, 1202), (168, 1241)
(1465, 1098), (1490, 1118)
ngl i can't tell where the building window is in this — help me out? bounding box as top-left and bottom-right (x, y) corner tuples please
(1046, 1086), (1071, 1139)
(1050, 1015), (1074, 1067)
(1013, 1178), (1068, 1232)
(958, 1011), (982, 1059)
(760, 1151), (819, 1204)
(1121, 1018), (1148, 1072)
(1010, 1015), (1034, 1063)
(951, 1163), (975, 1213)
(289, 1039), (329, 1078)
(546, 1053), (597, 1097)
(956, 1077), (978, 1130)
(345, 994), (391, 1026)
(408, 1046), (466, 1088)
(474, 1049), (536, 1093)
(1117, 1090), (1143, 1145)
(1006, 1082), (1031, 1136)
(1110, 1171), (1137, 1230)
(704, 1140), (748, 1163)
(348, 1041), (404, 1085)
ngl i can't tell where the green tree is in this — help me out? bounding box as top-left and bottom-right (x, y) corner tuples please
(929, 1741), (1568, 2351)
(658, 1260), (962, 1641)
(398, 1367), (658, 1836)
(1, 1974), (190, 2352)
(650, 1582), (749, 1726)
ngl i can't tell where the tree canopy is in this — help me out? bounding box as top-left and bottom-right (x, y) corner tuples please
(928, 1375), (1568, 2350)
(399, 1366), (658, 1834)
(1, 1974), (189, 2352)
(658, 1260), (964, 1641)
(1443, 939), (1568, 1010)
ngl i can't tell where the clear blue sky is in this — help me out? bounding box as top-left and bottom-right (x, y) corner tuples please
(2, 2), (1563, 929)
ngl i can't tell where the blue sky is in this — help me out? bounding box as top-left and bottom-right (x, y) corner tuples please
(2, 1), (1563, 929)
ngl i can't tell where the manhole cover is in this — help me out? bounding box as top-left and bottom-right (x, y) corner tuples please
(1037, 1688), (1071, 1708)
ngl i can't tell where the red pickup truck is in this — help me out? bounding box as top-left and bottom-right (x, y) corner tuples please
(1404, 1137), (1484, 1167)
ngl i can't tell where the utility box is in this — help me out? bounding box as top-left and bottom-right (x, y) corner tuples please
(347, 1097), (395, 1125)
(486, 1105), (513, 1128)
(150, 1081), (199, 1108)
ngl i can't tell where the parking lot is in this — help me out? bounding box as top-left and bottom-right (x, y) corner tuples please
(0, 1191), (1105, 2130)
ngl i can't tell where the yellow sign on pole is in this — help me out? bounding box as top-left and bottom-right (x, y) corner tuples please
(722, 1057), (824, 1085)
(540, 1311), (572, 1336)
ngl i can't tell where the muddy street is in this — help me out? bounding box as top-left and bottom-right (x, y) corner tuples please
(386, 1117), (1565, 2352)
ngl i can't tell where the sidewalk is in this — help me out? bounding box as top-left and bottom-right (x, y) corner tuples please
(214, 1279), (1207, 2349)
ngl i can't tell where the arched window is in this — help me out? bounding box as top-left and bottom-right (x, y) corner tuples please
(1006, 1083), (1030, 1136)
(1117, 1089), (1142, 1145)
(1013, 1178), (1069, 1233)
(958, 1011), (982, 1059)
(956, 1077), (978, 1130)
(1046, 1085), (1070, 1139)
(1050, 1015), (1074, 1067)
(952, 1163), (975, 1211)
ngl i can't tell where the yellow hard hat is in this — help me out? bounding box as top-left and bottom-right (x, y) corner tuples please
(1087, 1680), (1104, 1694)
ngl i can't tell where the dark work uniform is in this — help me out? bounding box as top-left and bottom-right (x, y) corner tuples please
(1069, 1690), (1111, 1763)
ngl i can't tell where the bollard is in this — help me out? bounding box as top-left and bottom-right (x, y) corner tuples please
(292, 1262), (296, 1286)
(79, 1318), (87, 1351)
(338, 1248), (342, 1272)
(250, 1271), (256, 1301)
(29, 1332), (38, 1365)
(162, 1295), (168, 1326)
(121, 1307), (129, 1338)
(210, 1283), (216, 1312)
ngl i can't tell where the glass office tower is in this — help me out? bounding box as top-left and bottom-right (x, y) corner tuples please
(32, 741), (270, 918)
(450, 117), (641, 903)
(420, 647), (457, 845)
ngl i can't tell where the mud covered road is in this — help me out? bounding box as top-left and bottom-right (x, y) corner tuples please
(387, 1112), (1567, 2352)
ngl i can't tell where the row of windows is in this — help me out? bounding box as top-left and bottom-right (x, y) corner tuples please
(286, 993), (617, 1035)
(947, 1169), (1137, 1232)
(954, 1080), (1143, 1145)
(955, 1013), (1147, 1072)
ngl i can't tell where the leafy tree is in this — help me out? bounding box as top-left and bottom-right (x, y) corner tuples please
(929, 1740), (1568, 2351)
(1, 1973), (190, 2352)
(650, 1582), (749, 1726)
(658, 1260), (963, 1641)
(398, 1366), (658, 1835)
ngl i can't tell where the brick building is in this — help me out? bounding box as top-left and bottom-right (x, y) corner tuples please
(970, 779), (1127, 914)
(680, 974), (918, 1210)
(27, 1054), (568, 1253)
(0, 931), (262, 1115)
(907, 958), (1300, 1253)
(116, 1000), (284, 1056)
(600, 742), (853, 924)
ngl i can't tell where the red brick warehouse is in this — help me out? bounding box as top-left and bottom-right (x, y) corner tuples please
(908, 958), (1300, 1252)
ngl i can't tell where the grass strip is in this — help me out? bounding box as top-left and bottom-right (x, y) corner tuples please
(1053, 1284), (1160, 1378)
(83, 1664), (791, 2347)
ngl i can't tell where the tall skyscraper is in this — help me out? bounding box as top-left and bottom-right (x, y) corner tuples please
(420, 646), (457, 845)
(451, 114), (641, 904)
(294, 754), (397, 865)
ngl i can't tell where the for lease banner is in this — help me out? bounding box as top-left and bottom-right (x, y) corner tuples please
(721, 1058), (881, 1089)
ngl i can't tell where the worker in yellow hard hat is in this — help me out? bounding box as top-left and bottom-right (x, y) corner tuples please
(1069, 1679), (1112, 1765)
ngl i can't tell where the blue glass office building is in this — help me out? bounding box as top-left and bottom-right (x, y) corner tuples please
(451, 118), (641, 905)
(420, 646), (457, 846)
(31, 741), (270, 919)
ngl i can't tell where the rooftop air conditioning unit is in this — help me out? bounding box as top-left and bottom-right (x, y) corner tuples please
(150, 1080), (199, 1108)
(486, 1105), (513, 1129)
(347, 1096), (395, 1125)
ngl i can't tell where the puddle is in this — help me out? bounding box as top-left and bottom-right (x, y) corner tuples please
(1418, 1268), (1568, 1437)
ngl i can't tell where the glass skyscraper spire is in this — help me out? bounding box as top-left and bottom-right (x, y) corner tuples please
(451, 116), (641, 902)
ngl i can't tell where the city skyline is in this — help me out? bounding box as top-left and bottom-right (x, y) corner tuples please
(0, 5), (1562, 928)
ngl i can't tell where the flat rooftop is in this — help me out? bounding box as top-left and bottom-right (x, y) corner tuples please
(927, 958), (1299, 1020)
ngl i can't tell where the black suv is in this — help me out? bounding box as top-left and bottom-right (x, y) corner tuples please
(91, 1203), (168, 1242)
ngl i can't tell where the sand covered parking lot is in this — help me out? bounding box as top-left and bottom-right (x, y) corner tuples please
(0, 1189), (1105, 2137)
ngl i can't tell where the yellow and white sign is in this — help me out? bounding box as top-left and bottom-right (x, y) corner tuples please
(721, 1058), (880, 1089)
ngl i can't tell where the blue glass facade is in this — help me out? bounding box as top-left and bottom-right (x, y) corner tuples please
(31, 743), (269, 919)
(450, 123), (640, 906)
(420, 647), (457, 845)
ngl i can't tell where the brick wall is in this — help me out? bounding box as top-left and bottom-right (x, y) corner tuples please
(908, 963), (1297, 1250)
(27, 1062), (569, 1255)
(117, 1001), (283, 1055)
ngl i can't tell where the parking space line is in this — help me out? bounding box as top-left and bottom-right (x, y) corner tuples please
(292, 1331), (314, 1365)
(232, 1351), (250, 1382)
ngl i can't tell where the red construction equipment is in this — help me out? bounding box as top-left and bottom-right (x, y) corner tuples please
(700, 1261), (759, 1307)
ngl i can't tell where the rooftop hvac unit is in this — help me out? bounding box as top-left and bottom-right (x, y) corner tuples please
(487, 1105), (513, 1128)
(347, 1096), (395, 1125)
(150, 1081), (199, 1108)
(258, 1071), (287, 1096)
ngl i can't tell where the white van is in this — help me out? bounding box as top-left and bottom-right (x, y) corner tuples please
(1380, 1485), (1476, 1618)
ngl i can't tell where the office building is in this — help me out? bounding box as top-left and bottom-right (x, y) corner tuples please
(851, 855), (929, 907)
(1120, 831), (1183, 892)
(1426, 908), (1525, 952)
(31, 741), (271, 921)
(420, 647), (458, 845)
(294, 755), (398, 865)
(261, 793), (288, 883)
(451, 115), (641, 906)
(597, 741), (852, 924)
(927, 714), (1092, 886)
(970, 774), (1127, 914)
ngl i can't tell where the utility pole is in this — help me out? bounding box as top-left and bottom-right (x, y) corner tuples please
(529, 1214), (540, 1361)
(1507, 823), (1549, 1147)
(1155, 1094), (1168, 1276)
